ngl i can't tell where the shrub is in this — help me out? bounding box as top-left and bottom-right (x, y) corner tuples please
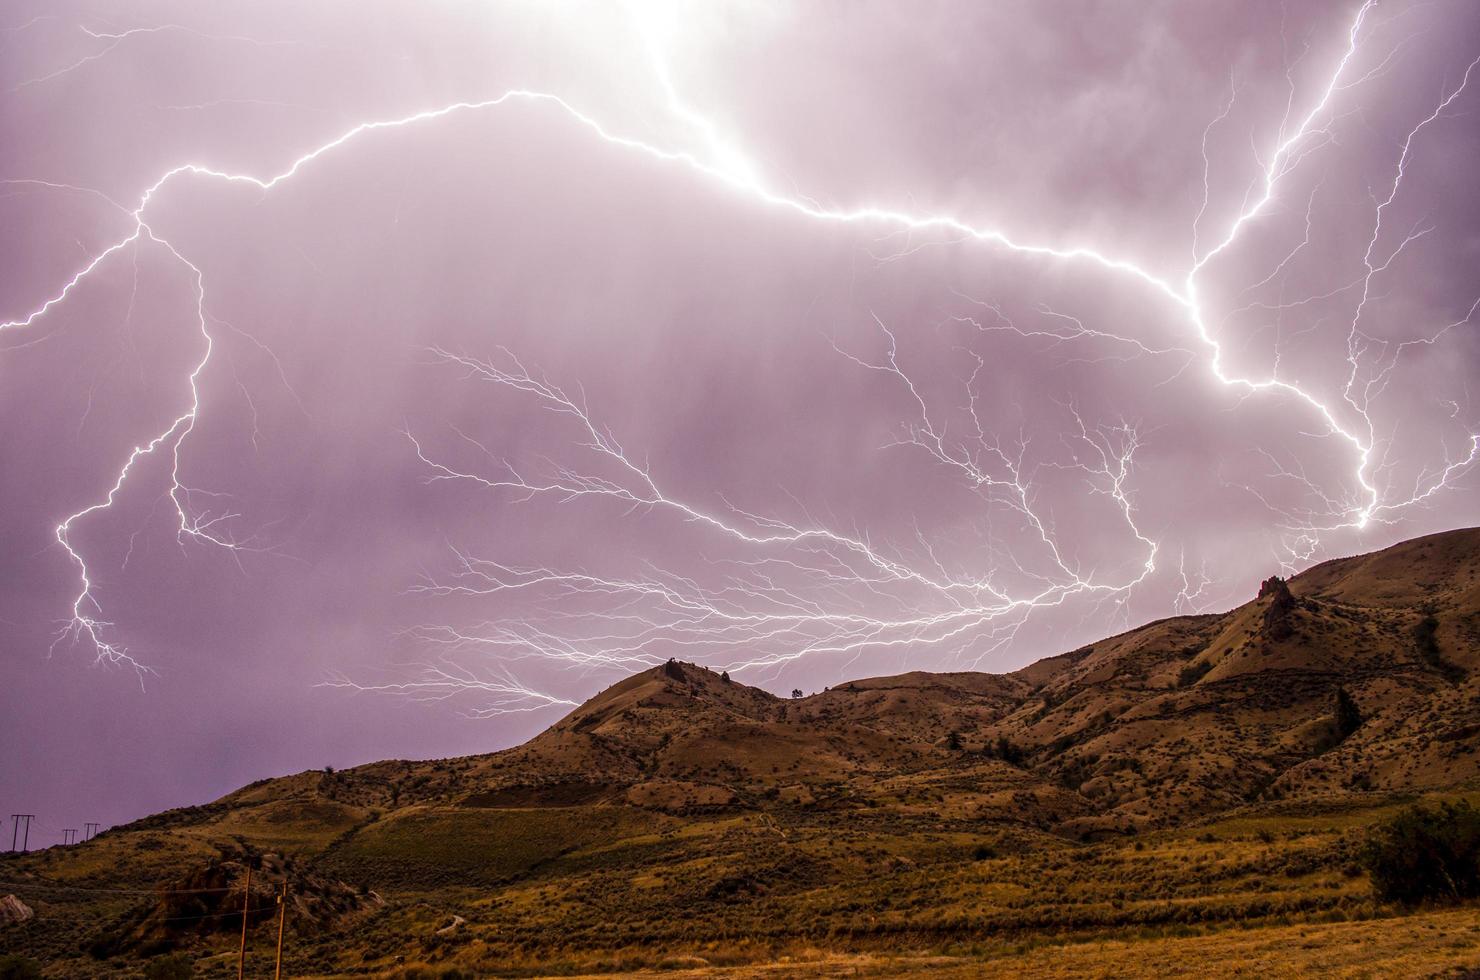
(0, 956), (42, 980)
(984, 736), (1026, 766)
(142, 953), (194, 979)
(1361, 801), (1480, 905)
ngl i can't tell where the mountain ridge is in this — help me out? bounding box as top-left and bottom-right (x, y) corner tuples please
(5, 527), (1479, 977)
(209, 526), (1480, 831)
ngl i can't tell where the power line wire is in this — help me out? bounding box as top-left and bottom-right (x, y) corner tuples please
(0, 879), (251, 896)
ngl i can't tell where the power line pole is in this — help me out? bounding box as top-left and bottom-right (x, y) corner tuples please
(274, 881), (288, 980)
(9, 815), (35, 852)
(84, 822), (100, 841)
(237, 864), (251, 980)
(62, 828), (77, 845)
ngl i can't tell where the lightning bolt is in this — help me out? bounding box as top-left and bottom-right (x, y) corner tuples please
(10, 21), (319, 93)
(5, 2), (1477, 706)
(318, 662), (578, 719)
(395, 336), (1153, 685)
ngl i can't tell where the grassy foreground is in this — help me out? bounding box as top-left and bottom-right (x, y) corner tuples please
(11, 789), (1473, 977)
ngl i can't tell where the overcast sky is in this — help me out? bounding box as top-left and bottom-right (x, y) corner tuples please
(3, 0), (1478, 847)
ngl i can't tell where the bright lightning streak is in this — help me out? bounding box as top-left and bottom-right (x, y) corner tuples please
(319, 663), (578, 719)
(4, 2), (1476, 702)
(44, 226), (256, 675)
(389, 331), (1154, 700)
(11, 21), (316, 92)
(1343, 53), (1480, 422)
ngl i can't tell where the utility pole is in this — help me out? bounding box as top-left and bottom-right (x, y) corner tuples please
(237, 864), (251, 980)
(62, 828), (77, 845)
(84, 822), (100, 841)
(274, 881), (288, 980)
(9, 815), (35, 852)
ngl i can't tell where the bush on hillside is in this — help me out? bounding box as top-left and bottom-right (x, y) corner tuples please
(0, 956), (42, 980)
(983, 736), (1026, 766)
(1361, 801), (1480, 905)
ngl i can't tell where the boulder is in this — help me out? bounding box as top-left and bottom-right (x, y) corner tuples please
(0, 894), (34, 925)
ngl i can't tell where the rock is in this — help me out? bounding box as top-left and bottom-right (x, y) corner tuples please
(435, 914), (466, 935)
(0, 894), (35, 925)
(1257, 576), (1288, 600)
(1259, 576), (1296, 640)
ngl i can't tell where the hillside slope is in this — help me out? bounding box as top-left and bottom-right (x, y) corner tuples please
(4, 528), (1479, 977)
(223, 528), (1480, 835)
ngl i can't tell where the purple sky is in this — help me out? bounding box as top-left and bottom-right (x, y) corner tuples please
(3, 1), (1478, 848)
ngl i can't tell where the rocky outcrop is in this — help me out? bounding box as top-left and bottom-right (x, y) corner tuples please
(1259, 575), (1297, 640)
(0, 894), (34, 925)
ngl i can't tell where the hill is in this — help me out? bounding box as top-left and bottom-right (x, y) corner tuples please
(3, 528), (1479, 977)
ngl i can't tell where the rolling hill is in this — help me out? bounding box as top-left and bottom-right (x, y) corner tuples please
(4, 528), (1479, 977)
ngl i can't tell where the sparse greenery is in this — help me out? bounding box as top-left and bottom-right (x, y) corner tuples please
(1361, 801), (1480, 905)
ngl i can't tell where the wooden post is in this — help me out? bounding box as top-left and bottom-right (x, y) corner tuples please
(238, 864), (251, 980)
(275, 881), (288, 980)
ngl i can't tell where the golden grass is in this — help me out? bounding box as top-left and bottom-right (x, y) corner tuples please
(368, 908), (1480, 979)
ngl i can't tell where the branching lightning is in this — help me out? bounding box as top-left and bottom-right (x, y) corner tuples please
(393, 339), (1154, 683)
(5, 2), (1477, 710)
